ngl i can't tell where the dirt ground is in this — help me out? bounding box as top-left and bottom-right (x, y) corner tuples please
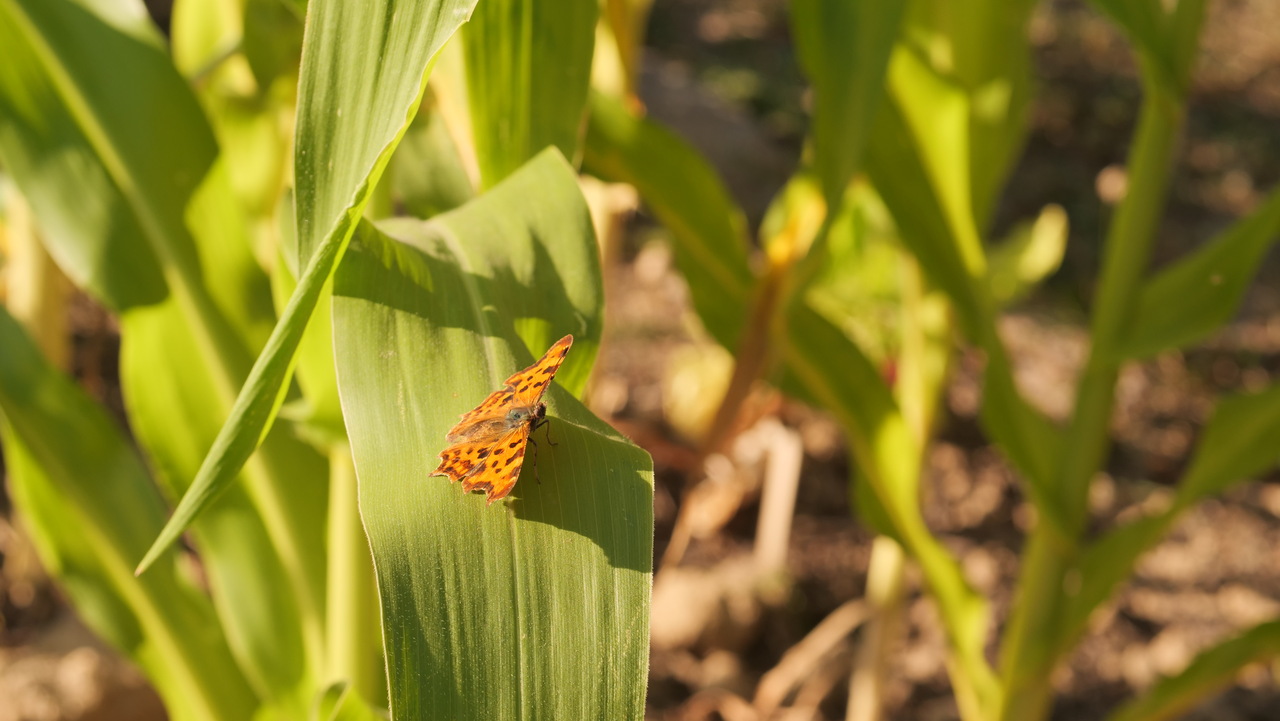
(4, 1), (1280, 720)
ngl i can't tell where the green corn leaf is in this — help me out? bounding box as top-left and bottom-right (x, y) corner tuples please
(583, 90), (753, 351)
(121, 298), (327, 710)
(1066, 382), (1280, 656)
(138, 0), (479, 574)
(1106, 620), (1280, 721)
(866, 78), (985, 333)
(1065, 513), (1172, 655)
(0, 0), (325, 706)
(791, 0), (903, 210)
(294, 0), (478, 263)
(780, 306), (1000, 716)
(1114, 188), (1280, 360)
(1176, 382), (1280, 504)
(931, 0), (1037, 225)
(1087, 0), (1188, 94)
(867, 64), (1061, 510)
(0, 306), (256, 721)
(0, 0), (256, 410)
(462, 0), (597, 187)
(0, 0), (210, 311)
(333, 149), (652, 719)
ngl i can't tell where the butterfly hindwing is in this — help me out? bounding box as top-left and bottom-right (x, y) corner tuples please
(432, 425), (533, 503)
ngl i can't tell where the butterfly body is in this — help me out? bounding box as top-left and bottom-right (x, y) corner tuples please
(431, 335), (573, 504)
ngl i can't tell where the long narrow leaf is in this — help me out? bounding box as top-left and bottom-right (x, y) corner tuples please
(780, 306), (1000, 716)
(463, 0), (597, 186)
(333, 150), (651, 719)
(0, 0), (257, 399)
(867, 75), (1060, 507)
(1114, 188), (1280, 360)
(121, 298), (326, 708)
(1063, 381), (1280, 659)
(1177, 382), (1280, 501)
(583, 91), (752, 350)
(1106, 620), (1280, 721)
(791, 0), (903, 209)
(138, 0), (479, 573)
(1087, 0), (1186, 93)
(0, 0), (206, 311)
(0, 307), (257, 721)
(293, 0), (477, 262)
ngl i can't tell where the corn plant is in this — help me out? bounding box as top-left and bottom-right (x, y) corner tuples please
(0, 0), (650, 719)
(586, 0), (1280, 719)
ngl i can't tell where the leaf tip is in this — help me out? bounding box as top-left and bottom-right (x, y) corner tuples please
(134, 524), (179, 577)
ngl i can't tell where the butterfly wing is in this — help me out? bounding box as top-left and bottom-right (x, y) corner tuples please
(442, 335), (574, 441)
(502, 334), (573, 408)
(432, 424), (533, 504)
(432, 335), (573, 504)
(444, 387), (512, 443)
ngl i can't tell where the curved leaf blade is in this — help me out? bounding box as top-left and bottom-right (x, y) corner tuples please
(583, 91), (752, 350)
(1065, 382), (1280, 656)
(1106, 620), (1280, 721)
(333, 150), (652, 719)
(294, 0), (478, 263)
(791, 0), (903, 209)
(121, 299), (325, 707)
(0, 0), (210, 311)
(0, 307), (257, 721)
(1115, 188), (1280, 360)
(462, 0), (596, 187)
(138, 0), (478, 574)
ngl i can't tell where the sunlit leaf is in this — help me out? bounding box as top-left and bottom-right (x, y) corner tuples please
(463, 0), (596, 186)
(139, 0), (479, 573)
(333, 150), (651, 718)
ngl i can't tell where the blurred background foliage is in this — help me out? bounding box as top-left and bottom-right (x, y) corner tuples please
(3, 0), (1280, 720)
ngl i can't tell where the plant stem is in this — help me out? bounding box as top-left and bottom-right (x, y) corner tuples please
(998, 68), (1186, 721)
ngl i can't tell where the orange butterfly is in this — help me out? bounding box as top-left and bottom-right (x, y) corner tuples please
(431, 335), (573, 504)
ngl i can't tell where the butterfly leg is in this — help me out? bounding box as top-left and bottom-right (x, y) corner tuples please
(528, 434), (542, 484)
(528, 416), (559, 483)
